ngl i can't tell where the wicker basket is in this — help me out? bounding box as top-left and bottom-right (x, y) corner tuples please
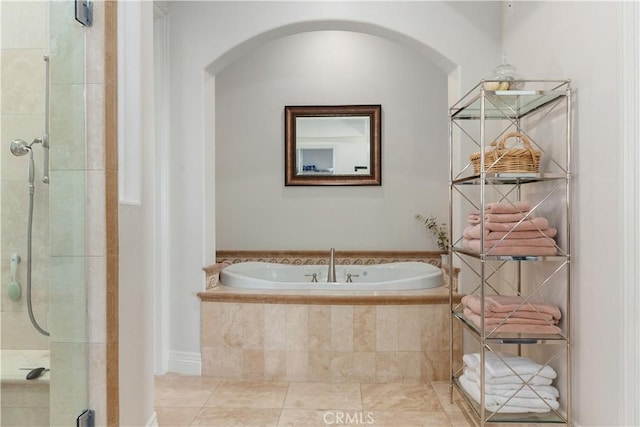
(470, 132), (541, 174)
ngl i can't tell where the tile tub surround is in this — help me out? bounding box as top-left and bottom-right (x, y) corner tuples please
(201, 250), (462, 383)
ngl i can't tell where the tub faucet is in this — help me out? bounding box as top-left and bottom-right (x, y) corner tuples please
(327, 248), (337, 282)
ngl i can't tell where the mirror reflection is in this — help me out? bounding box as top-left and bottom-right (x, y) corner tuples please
(285, 105), (381, 186)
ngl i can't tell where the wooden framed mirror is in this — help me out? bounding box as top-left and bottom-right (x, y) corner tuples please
(284, 105), (381, 186)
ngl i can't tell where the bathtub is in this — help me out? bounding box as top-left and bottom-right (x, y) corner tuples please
(219, 261), (443, 290)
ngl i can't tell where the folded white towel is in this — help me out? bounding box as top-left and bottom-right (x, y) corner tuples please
(459, 374), (559, 413)
(462, 368), (559, 399)
(463, 367), (553, 386)
(463, 352), (557, 381)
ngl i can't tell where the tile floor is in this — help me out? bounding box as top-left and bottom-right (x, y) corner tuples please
(154, 374), (474, 426)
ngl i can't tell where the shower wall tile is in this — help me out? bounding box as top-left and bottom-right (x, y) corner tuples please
(0, 1), (48, 49)
(1, 382), (50, 408)
(87, 342), (107, 427)
(50, 256), (86, 343)
(86, 7), (105, 85)
(87, 256), (107, 343)
(49, 1), (84, 85)
(49, 341), (87, 426)
(0, 49), (47, 115)
(86, 170), (106, 257)
(1, 311), (49, 350)
(49, 170), (85, 257)
(86, 84), (106, 170)
(49, 84), (86, 171)
(1, 114), (45, 178)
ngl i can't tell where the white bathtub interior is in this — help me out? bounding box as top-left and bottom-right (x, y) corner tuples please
(220, 261), (443, 290)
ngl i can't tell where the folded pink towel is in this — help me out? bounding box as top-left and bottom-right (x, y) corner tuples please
(461, 295), (562, 320)
(484, 201), (532, 214)
(464, 311), (562, 334)
(462, 241), (557, 256)
(463, 308), (558, 326)
(465, 217), (550, 233)
(463, 226), (557, 240)
(467, 212), (532, 225)
(463, 237), (555, 249)
(463, 306), (556, 322)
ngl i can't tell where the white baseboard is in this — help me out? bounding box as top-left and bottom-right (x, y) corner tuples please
(167, 351), (201, 375)
(146, 412), (158, 427)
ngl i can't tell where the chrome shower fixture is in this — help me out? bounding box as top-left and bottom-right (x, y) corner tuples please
(10, 138), (34, 156)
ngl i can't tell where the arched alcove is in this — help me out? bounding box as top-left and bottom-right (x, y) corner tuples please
(202, 21), (461, 253)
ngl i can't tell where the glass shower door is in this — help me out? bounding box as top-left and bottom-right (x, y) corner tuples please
(1, 1), (88, 425)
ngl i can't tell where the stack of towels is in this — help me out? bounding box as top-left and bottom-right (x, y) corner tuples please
(462, 201), (557, 256)
(461, 295), (562, 335)
(460, 352), (560, 413)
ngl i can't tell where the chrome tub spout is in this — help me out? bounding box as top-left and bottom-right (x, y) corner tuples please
(327, 248), (337, 282)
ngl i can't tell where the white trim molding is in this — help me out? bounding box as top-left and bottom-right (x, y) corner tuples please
(153, 2), (171, 376)
(167, 351), (202, 376)
(621, 1), (640, 425)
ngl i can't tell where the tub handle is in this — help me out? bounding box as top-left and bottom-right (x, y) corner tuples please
(304, 273), (318, 283)
(346, 273), (359, 283)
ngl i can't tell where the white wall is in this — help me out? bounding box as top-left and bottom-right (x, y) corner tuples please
(118, 1), (156, 425)
(216, 30), (448, 250)
(502, 2), (629, 425)
(164, 1), (503, 364)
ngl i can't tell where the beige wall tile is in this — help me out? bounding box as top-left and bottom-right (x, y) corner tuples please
(376, 306), (398, 352)
(264, 305), (287, 350)
(49, 170), (86, 257)
(330, 351), (354, 382)
(308, 349), (331, 382)
(286, 350), (309, 382)
(264, 349), (287, 381)
(353, 306), (375, 352)
(241, 303), (264, 349)
(330, 306), (353, 352)
(397, 351), (421, 382)
(352, 351), (376, 383)
(49, 84), (86, 171)
(375, 352), (399, 383)
(308, 306), (330, 351)
(243, 349), (265, 380)
(420, 305), (449, 351)
(1, 49), (46, 115)
(1, 1), (47, 48)
(286, 305), (308, 350)
(398, 306), (421, 351)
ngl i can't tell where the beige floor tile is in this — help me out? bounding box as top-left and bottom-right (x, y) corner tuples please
(446, 411), (476, 427)
(370, 410), (453, 426)
(361, 383), (443, 412)
(283, 382), (362, 410)
(155, 375), (218, 408)
(278, 409), (338, 426)
(204, 380), (289, 409)
(191, 407), (281, 427)
(155, 406), (201, 426)
(431, 381), (466, 413)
